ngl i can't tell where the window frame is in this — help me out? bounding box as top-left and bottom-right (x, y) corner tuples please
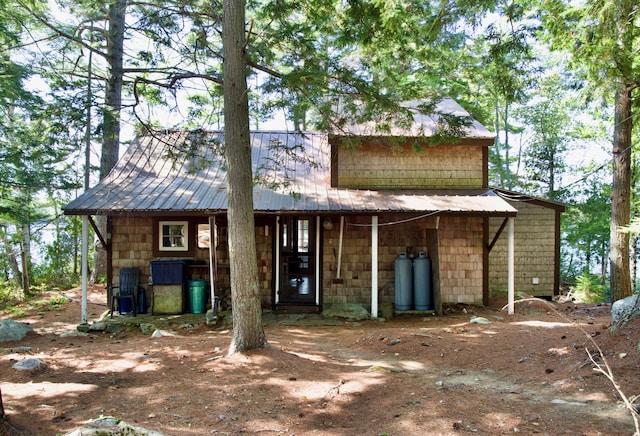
(158, 220), (189, 252)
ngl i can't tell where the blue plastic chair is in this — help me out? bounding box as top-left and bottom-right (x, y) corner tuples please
(109, 268), (143, 317)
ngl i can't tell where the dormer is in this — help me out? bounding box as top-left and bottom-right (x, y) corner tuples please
(329, 98), (494, 190)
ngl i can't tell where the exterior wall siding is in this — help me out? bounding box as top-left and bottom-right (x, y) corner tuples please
(110, 216), (273, 310)
(111, 216), (155, 286)
(488, 201), (557, 297)
(437, 216), (484, 304)
(320, 214), (484, 310)
(333, 142), (485, 189)
(111, 213), (487, 312)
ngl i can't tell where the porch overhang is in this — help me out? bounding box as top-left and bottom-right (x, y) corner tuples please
(63, 188), (517, 218)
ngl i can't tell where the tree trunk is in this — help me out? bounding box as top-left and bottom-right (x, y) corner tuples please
(223, 0), (267, 353)
(92, 0), (127, 283)
(504, 103), (511, 190)
(0, 386), (5, 419)
(20, 224), (30, 295)
(610, 83), (633, 301)
(1, 227), (23, 299)
(632, 235), (638, 293)
(493, 100), (503, 185)
(601, 240), (607, 287)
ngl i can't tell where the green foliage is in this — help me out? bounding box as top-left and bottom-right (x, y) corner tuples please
(252, 0), (497, 132)
(514, 74), (578, 199)
(0, 281), (15, 306)
(48, 294), (67, 309)
(569, 273), (608, 304)
(0, 284), (68, 315)
(33, 229), (81, 290)
(562, 176), (611, 277)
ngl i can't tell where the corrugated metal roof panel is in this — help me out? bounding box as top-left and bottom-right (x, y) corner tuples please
(332, 98), (494, 139)
(63, 130), (516, 216)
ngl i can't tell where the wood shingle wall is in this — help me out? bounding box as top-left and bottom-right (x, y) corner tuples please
(111, 216), (154, 285)
(437, 216), (484, 304)
(110, 211), (513, 312)
(331, 142), (485, 189)
(110, 216), (274, 310)
(321, 214), (484, 310)
(488, 200), (559, 298)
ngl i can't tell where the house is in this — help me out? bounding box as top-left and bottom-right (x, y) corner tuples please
(63, 99), (563, 318)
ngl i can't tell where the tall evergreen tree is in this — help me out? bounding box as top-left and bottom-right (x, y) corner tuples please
(223, 0), (267, 353)
(517, 74), (574, 200)
(539, 0), (640, 301)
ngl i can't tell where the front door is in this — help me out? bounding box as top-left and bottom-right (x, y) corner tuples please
(278, 216), (316, 305)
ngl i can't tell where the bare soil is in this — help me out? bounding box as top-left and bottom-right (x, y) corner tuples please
(1, 286), (639, 435)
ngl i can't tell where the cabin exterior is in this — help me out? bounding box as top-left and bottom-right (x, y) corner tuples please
(488, 189), (565, 300)
(63, 99), (563, 317)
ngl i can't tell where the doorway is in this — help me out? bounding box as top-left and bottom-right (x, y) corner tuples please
(277, 216), (317, 305)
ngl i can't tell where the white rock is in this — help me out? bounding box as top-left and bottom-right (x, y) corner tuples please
(151, 329), (176, 338)
(470, 316), (490, 324)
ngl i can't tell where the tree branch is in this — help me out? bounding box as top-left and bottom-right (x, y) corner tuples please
(15, 0), (108, 59)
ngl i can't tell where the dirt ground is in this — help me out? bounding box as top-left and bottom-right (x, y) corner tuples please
(1, 285), (639, 436)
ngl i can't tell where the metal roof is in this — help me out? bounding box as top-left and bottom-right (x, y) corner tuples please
(63, 130), (517, 217)
(332, 98), (494, 139)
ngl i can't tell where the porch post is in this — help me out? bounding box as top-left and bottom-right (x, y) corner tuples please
(316, 216), (321, 305)
(507, 217), (515, 315)
(371, 215), (379, 318)
(275, 216), (280, 304)
(208, 216), (217, 315)
(80, 215), (89, 325)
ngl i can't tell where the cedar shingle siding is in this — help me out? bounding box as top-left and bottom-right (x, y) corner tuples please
(489, 198), (562, 298)
(333, 143), (485, 189)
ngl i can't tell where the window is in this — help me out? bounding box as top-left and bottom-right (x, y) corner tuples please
(197, 223), (212, 249)
(159, 221), (188, 251)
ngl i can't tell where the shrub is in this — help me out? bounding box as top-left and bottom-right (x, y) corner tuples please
(569, 273), (608, 303)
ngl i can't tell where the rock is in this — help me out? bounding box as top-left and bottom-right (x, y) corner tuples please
(13, 357), (47, 371)
(105, 323), (124, 334)
(206, 308), (219, 325)
(151, 329), (176, 338)
(387, 338), (401, 346)
(470, 316), (490, 324)
(64, 416), (165, 435)
(0, 319), (33, 342)
(611, 294), (640, 325)
(322, 303), (370, 321)
(551, 398), (586, 406)
(76, 323), (91, 333)
(139, 323), (157, 335)
(60, 330), (91, 338)
(88, 321), (107, 331)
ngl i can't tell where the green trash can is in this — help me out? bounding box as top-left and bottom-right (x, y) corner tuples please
(187, 279), (208, 314)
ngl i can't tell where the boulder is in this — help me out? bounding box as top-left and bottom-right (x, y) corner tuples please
(0, 319), (33, 342)
(611, 294), (640, 325)
(13, 357), (47, 371)
(64, 416), (164, 436)
(323, 303), (370, 321)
